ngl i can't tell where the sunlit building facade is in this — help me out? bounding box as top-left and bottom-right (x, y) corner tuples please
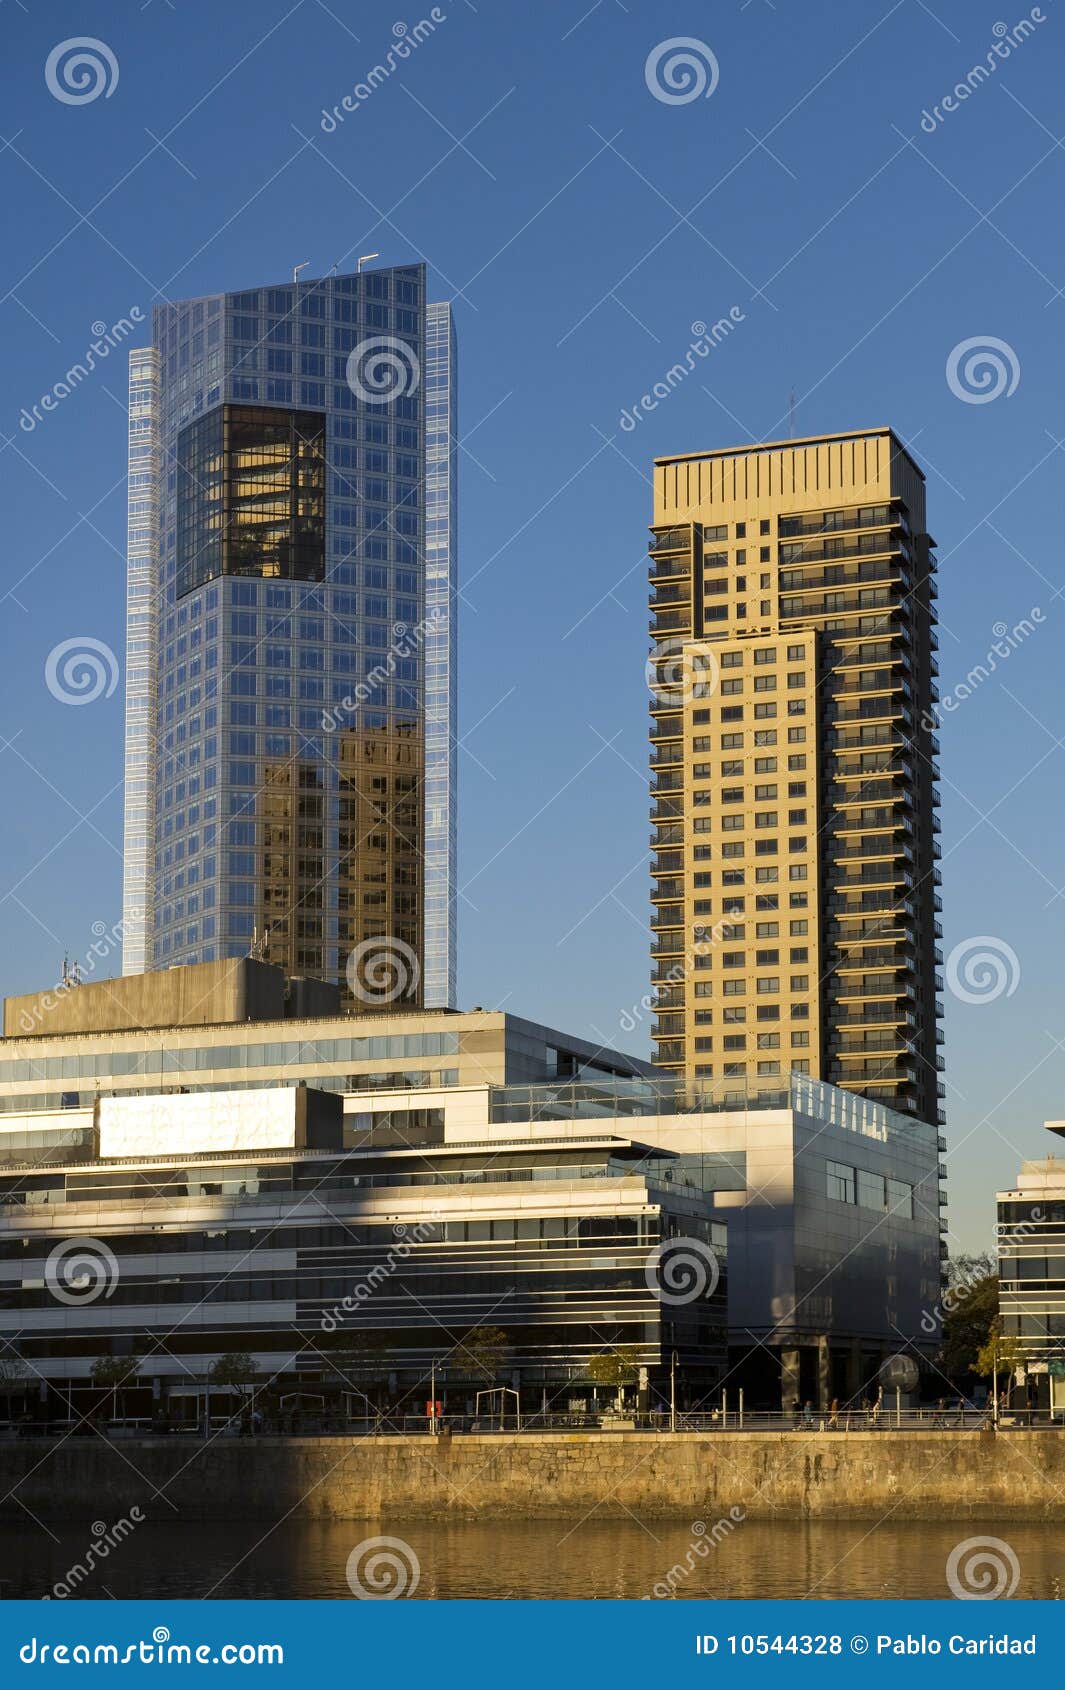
(648, 429), (944, 1129)
(120, 264), (457, 1011)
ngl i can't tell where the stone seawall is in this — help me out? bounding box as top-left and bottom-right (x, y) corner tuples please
(2, 1430), (1063, 1522)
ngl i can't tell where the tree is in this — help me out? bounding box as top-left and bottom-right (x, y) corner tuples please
(453, 1325), (509, 1382)
(588, 1345), (641, 1410)
(90, 1353), (142, 1421)
(939, 1264), (999, 1383)
(974, 1317), (1025, 1386)
(208, 1352), (257, 1393)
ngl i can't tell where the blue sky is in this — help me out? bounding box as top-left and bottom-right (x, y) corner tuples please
(2, 0), (1064, 1252)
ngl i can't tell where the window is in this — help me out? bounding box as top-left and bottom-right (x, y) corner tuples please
(756, 922), (779, 938)
(788, 755), (807, 771)
(888, 1178), (914, 1219)
(756, 977), (779, 993)
(721, 733), (743, 749)
(755, 784), (777, 800)
(754, 648), (776, 664)
(754, 703), (777, 719)
(791, 1030), (810, 1048)
(721, 651), (743, 668)
(759, 520), (771, 535)
(787, 727), (806, 743)
(787, 643), (805, 660)
(858, 1170), (886, 1211)
(756, 1032), (780, 1049)
(754, 730), (777, 747)
(827, 1161), (855, 1204)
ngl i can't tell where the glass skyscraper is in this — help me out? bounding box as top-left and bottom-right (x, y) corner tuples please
(424, 302), (457, 1010)
(121, 264), (457, 1008)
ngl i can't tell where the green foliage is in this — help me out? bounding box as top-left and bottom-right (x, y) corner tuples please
(587, 1345), (641, 1390)
(453, 1325), (509, 1381)
(90, 1353), (141, 1388)
(208, 1352), (257, 1390)
(974, 1317), (1024, 1381)
(939, 1266), (999, 1382)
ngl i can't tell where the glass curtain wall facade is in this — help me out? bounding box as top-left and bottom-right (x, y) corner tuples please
(424, 302), (458, 1008)
(121, 266), (456, 1009)
(648, 430), (943, 1128)
(121, 348), (161, 975)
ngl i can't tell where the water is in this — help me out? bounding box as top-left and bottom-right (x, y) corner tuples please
(2, 1518), (1061, 1601)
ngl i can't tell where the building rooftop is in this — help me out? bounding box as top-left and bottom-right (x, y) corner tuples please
(653, 425), (925, 479)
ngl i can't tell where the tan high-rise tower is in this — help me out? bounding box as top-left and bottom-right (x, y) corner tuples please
(649, 428), (943, 1127)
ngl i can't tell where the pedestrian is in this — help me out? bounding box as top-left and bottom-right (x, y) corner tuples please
(827, 1397), (839, 1430)
(802, 1399), (814, 1429)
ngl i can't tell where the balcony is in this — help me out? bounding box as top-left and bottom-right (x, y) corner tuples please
(648, 528), (691, 555)
(648, 555), (692, 581)
(650, 609), (691, 636)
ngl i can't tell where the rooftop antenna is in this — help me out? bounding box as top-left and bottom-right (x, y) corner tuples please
(788, 390), (796, 438)
(357, 253), (380, 273)
(292, 261), (310, 286)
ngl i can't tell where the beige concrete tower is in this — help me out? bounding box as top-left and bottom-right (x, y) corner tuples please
(648, 428), (943, 1126)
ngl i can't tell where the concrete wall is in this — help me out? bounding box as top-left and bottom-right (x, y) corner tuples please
(2, 1431), (1062, 1521)
(4, 959), (287, 1039)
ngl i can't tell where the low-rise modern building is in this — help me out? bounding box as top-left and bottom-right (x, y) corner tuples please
(997, 1125), (1065, 1417)
(0, 961), (943, 1418)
